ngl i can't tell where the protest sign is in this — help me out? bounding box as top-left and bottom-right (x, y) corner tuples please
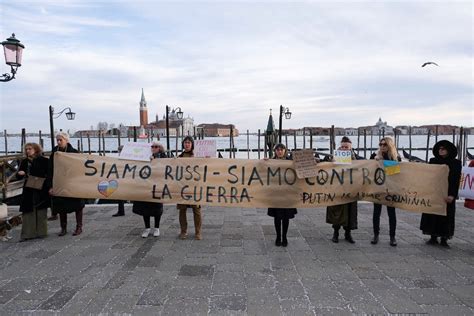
(293, 149), (318, 179)
(194, 140), (217, 158)
(118, 142), (152, 162)
(459, 166), (474, 199)
(334, 150), (352, 165)
(53, 152), (449, 215)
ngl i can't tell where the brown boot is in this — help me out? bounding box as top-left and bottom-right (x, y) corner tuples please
(73, 209), (83, 236)
(58, 213), (67, 236)
(193, 206), (202, 240)
(178, 206), (188, 239)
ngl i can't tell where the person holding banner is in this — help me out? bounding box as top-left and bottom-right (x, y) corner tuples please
(133, 142), (167, 238)
(326, 137), (358, 244)
(370, 137), (401, 246)
(420, 140), (462, 247)
(16, 143), (50, 241)
(267, 143), (297, 247)
(177, 136), (203, 240)
(47, 132), (85, 236)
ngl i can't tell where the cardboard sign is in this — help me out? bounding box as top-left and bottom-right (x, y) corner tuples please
(53, 152), (449, 215)
(194, 140), (217, 158)
(334, 150), (352, 165)
(118, 142), (152, 162)
(459, 167), (474, 199)
(292, 149), (318, 179)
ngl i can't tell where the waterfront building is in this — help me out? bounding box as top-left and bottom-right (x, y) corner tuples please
(359, 117), (394, 135)
(197, 123), (239, 137)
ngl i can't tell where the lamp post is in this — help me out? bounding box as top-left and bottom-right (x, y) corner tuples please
(165, 105), (183, 157)
(49, 106), (76, 150)
(1, 34), (25, 82)
(278, 105), (292, 143)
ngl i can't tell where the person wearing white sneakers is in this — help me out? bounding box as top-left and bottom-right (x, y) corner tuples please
(132, 142), (167, 238)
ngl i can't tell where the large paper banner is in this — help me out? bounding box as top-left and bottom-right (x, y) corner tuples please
(459, 167), (474, 199)
(52, 152), (449, 215)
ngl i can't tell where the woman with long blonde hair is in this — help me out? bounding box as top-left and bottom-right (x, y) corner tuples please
(370, 136), (401, 246)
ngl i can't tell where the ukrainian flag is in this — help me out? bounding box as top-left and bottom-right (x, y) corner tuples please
(384, 160), (400, 175)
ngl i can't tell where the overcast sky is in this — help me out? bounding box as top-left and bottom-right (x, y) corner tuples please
(0, 0), (472, 133)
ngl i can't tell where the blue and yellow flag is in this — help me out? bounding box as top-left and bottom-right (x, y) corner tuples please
(384, 160), (400, 175)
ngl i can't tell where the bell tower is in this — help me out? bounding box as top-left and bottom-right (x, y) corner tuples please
(139, 88), (148, 126)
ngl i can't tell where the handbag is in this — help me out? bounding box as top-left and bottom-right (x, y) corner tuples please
(25, 175), (46, 190)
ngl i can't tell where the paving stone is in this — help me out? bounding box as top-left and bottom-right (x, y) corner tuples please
(408, 288), (461, 305)
(38, 286), (80, 311)
(0, 289), (18, 304)
(212, 272), (246, 295)
(178, 264), (214, 278)
(279, 297), (314, 315)
(209, 294), (247, 313)
(421, 304), (474, 315)
(246, 288), (281, 315)
(445, 285), (474, 307)
(163, 297), (208, 315)
(25, 249), (60, 259)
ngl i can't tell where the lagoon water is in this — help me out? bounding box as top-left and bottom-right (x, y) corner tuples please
(1, 134), (471, 161)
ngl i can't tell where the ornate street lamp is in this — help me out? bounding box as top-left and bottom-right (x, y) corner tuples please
(1, 34), (25, 82)
(49, 106), (76, 150)
(278, 105), (292, 143)
(165, 105), (183, 157)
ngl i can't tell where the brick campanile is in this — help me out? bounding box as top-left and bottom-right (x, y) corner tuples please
(139, 88), (148, 126)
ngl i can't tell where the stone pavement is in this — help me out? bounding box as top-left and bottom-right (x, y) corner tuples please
(1, 202), (473, 315)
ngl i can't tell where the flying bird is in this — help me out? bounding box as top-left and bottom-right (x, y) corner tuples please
(421, 62), (439, 67)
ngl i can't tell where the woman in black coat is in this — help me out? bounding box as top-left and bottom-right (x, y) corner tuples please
(420, 140), (462, 247)
(17, 143), (50, 241)
(267, 143), (297, 247)
(133, 142), (167, 238)
(47, 132), (85, 236)
(370, 137), (401, 246)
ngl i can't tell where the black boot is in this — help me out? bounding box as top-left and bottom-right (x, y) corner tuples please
(345, 230), (355, 244)
(58, 213), (67, 236)
(390, 236), (397, 247)
(331, 227), (339, 243)
(427, 235), (438, 245)
(440, 237), (449, 248)
(371, 234), (379, 245)
(274, 218), (282, 247)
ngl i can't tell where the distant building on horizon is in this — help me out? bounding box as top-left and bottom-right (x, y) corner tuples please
(197, 123), (239, 137)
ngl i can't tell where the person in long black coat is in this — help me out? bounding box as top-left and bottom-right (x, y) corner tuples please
(420, 140), (462, 247)
(326, 137), (359, 244)
(133, 142), (167, 238)
(17, 143), (50, 241)
(47, 132), (85, 236)
(267, 143), (297, 247)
